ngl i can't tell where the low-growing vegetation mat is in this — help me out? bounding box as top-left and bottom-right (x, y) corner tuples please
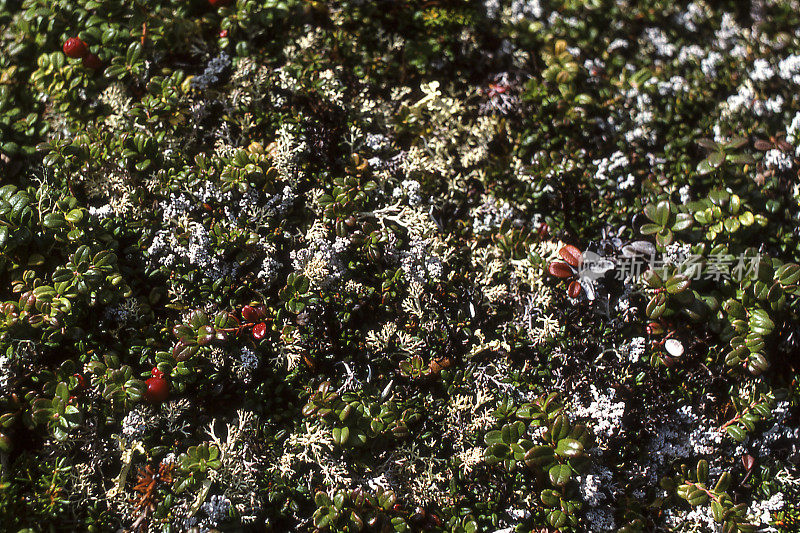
(2, 0), (800, 531)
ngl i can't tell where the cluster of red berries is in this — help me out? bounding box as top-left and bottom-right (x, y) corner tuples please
(62, 37), (102, 69)
(241, 304), (268, 340)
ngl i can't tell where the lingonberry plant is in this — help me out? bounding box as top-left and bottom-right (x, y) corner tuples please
(1, 0), (800, 531)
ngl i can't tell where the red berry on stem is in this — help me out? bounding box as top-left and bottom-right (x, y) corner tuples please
(82, 53), (103, 70)
(241, 305), (258, 322)
(63, 37), (88, 59)
(252, 322), (267, 340)
(144, 376), (170, 403)
(151, 366), (165, 379)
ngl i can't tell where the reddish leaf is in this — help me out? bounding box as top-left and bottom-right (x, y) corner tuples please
(558, 245), (582, 267)
(82, 53), (103, 70)
(567, 280), (582, 298)
(548, 262), (574, 278)
(753, 139), (773, 151)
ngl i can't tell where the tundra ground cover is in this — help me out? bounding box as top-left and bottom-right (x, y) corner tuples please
(1, 0), (800, 531)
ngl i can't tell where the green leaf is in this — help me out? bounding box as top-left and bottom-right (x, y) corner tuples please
(555, 438), (584, 458)
(65, 208), (84, 224)
(501, 422), (519, 444)
(314, 491), (331, 507)
(313, 512), (331, 529)
(55, 382), (69, 401)
(714, 472), (731, 493)
(723, 299), (745, 319)
(550, 414), (570, 441)
(686, 487), (709, 506)
(671, 213), (693, 231)
(640, 223), (661, 235)
(697, 138), (719, 150)
(723, 217), (740, 233)
(547, 509), (567, 528)
(644, 203), (658, 223)
(778, 263), (800, 286)
(646, 293), (667, 319)
(656, 228), (674, 247)
(333, 492), (346, 510)
(746, 352), (769, 375)
(749, 309), (774, 334)
(665, 274), (690, 294)
(524, 445), (555, 469)
(43, 212), (66, 229)
(709, 189), (730, 206)
(642, 269), (663, 289)
(738, 211), (755, 226)
(332, 426), (349, 446)
(488, 442), (510, 458)
(654, 200), (671, 227)
(696, 158), (715, 175)
(745, 333), (765, 353)
(484, 430), (502, 446)
(126, 42), (143, 65)
(696, 459), (709, 483)
(540, 489), (560, 507)
(52, 426), (67, 441)
(707, 151), (724, 168)
(548, 464), (572, 486)
(726, 153), (754, 165)
(725, 425), (746, 442)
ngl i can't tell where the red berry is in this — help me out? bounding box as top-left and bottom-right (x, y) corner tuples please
(252, 322), (267, 340)
(208, 0), (232, 7)
(63, 37), (88, 59)
(144, 376), (170, 403)
(82, 53), (103, 70)
(74, 374), (87, 390)
(219, 29), (228, 38)
(151, 366), (165, 379)
(241, 305), (259, 323)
